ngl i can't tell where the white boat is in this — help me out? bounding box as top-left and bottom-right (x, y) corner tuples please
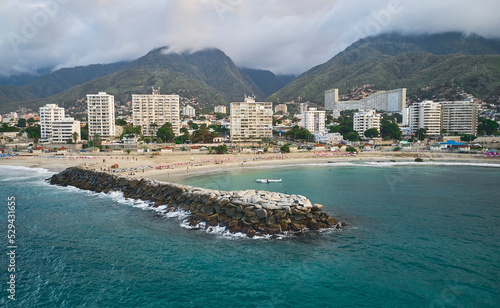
(256, 179), (282, 183)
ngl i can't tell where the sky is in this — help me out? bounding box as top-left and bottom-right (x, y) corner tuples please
(1, 0), (499, 78)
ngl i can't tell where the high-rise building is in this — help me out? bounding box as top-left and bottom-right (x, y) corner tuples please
(408, 100), (442, 135)
(353, 110), (381, 138)
(230, 96), (273, 141)
(441, 101), (478, 135)
(299, 103), (309, 113)
(325, 88), (406, 112)
(87, 92), (116, 138)
(214, 105), (227, 114)
(51, 118), (81, 143)
(301, 108), (326, 134)
(40, 104), (65, 140)
(132, 88), (180, 136)
(181, 105), (196, 117)
(275, 104), (288, 114)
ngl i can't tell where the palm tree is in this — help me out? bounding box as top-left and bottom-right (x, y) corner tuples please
(151, 123), (158, 137)
(72, 131), (79, 144)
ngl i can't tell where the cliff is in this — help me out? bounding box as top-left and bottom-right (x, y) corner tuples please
(48, 167), (344, 237)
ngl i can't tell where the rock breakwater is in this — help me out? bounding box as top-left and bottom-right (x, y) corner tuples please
(49, 167), (344, 237)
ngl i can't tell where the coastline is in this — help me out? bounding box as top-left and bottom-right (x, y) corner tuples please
(1, 151), (499, 183)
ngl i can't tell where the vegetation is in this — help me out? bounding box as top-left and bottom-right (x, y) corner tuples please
(364, 128), (379, 138)
(280, 144), (291, 153)
(16, 118), (26, 127)
(25, 125), (40, 144)
(284, 125), (314, 141)
(344, 131), (360, 141)
(156, 123), (175, 142)
(477, 118), (499, 135)
(268, 32), (500, 104)
(191, 124), (219, 143)
(0, 123), (20, 132)
(115, 119), (128, 126)
(212, 144), (227, 154)
(72, 132), (79, 144)
(345, 146), (357, 153)
(415, 128), (427, 141)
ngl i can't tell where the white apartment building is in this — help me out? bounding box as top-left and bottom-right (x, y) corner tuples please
(132, 88), (180, 136)
(301, 108), (326, 134)
(87, 92), (115, 138)
(408, 100), (442, 135)
(353, 110), (381, 138)
(275, 104), (288, 114)
(230, 96), (273, 141)
(40, 104), (65, 140)
(214, 105), (227, 114)
(51, 118), (81, 143)
(181, 105), (196, 117)
(441, 101), (478, 135)
(326, 88), (406, 112)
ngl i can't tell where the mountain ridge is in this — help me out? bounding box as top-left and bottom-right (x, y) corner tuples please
(268, 32), (500, 104)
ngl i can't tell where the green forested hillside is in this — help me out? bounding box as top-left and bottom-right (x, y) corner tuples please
(268, 32), (500, 103)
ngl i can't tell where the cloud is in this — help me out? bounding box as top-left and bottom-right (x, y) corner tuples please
(0, 0), (499, 77)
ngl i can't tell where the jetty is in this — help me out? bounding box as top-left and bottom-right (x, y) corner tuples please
(48, 167), (344, 237)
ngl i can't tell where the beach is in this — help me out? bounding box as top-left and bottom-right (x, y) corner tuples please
(1, 151), (498, 182)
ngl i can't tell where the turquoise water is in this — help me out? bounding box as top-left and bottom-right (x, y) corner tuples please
(0, 163), (499, 307)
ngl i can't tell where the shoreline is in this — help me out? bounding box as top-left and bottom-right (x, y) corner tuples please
(1, 152), (499, 182)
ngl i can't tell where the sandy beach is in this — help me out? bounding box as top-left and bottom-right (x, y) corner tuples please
(1, 151), (499, 183)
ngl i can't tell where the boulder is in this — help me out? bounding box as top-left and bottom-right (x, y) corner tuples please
(255, 208), (267, 219)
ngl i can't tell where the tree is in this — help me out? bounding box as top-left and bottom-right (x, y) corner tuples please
(16, 118), (26, 128)
(364, 128), (379, 138)
(415, 128), (427, 141)
(460, 134), (477, 142)
(157, 124), (175, 142)
(346, 146), (357, 153)
(212, 144), (227, 154)
(81, 124), (89, 140)
(285, 125), (313, 141)
(25, 125), (41, 145)
(192, 124), (219, 143)
(381, 122), (402, 140)
(477, 118), (498, 135)
(27, 117), (36, 125)
(115, 119), (127, 126)
(344, 131), (360, 141)
(72, 131), (79, 144)
(151, 123), (158, 136)
(280, 144), (291, 153)
(0, 124), (20, 132)
(93, 134), (102, 147)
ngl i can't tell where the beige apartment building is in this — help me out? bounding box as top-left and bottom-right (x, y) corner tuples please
(275, 103), (288, 114)
(132, 88), (180, 136)
(230, 96), (273, 141)
(441, 101), (478, 135)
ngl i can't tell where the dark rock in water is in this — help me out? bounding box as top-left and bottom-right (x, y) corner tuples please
(48, 167), (343, 237)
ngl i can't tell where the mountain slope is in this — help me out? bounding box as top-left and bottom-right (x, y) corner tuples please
(268, 32), (500, 103)
(241, 68), (295, 97)
(2, 47), (266, 113)
(0, 62), (129, 105)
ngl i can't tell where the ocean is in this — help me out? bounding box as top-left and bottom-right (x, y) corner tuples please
(0, 162), (499, 307)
